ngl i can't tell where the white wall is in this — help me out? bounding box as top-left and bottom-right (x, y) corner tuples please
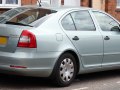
(40, 0), (51, 6)
(64, 0), (80, 6)
(51, 0), (61, 7)
(40, 0), (81, 7)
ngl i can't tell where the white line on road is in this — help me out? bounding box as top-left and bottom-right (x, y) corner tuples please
(72, 87), (89, 90)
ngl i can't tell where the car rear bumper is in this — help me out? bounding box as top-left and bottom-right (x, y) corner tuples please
(0, 65), (53, 77)
(0, 50), (61, 77)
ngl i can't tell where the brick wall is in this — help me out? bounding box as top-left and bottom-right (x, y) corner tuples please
(105, 0), (116, 17)
(81, 0), (89, 7)
(81, 0), (120, 21)
(92, 0), (102, 10)
(21, 0), (37, 5)
(105, 0), (120, 21)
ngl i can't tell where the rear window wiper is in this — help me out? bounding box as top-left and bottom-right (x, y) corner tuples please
(5, 21), (33, 27)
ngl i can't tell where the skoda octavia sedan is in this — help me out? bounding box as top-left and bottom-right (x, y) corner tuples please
(0, 6), (120, 87)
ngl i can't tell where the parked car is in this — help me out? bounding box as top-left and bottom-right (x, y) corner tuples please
(0, 6), (120, 87)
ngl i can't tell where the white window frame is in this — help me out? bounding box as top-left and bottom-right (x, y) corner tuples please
(0, 0), (21, 8)
(64, 0), (80, 6)
(38, 0), (51, 6)
(38, 0), (61, 7)
(38, 0), (81, 7)
(117, 0), (120, 8)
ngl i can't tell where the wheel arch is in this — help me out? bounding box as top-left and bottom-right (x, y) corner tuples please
(59, 50), (80, 74)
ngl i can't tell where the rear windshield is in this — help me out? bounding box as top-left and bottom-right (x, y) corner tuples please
(7, 8), (57, 25)
(0, 7), (30, 23)
(2, 7), (29, 17)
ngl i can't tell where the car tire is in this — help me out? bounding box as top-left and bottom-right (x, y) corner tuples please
(51, 53), (77, 87)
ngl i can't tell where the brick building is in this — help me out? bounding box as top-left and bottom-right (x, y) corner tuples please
(104, 0), (120, 21)
(61, 0), (120, 21)
(0, 0), (120, 21)
(81, 0), (120, 21)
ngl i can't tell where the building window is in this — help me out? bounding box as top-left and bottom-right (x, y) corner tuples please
(0, 0), (21, 8)
(0, 0), (2, 4)
(6, 0), (18, 4)
(117, 0), (120, 8)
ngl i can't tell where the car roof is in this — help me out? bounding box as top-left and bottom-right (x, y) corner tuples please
(19, 5), (93, 11)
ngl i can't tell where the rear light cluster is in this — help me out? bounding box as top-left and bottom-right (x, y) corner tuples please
(17, 30), (37, 48)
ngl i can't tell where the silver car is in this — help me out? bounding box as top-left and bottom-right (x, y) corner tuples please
(0, 6), (120, 87)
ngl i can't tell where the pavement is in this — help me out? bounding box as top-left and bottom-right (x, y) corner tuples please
(0, 70), (120, 90)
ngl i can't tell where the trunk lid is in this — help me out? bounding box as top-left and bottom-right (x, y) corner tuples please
(0, 24), (33, 52)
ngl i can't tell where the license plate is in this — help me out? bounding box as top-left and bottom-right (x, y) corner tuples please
(0, 37), (7, 45)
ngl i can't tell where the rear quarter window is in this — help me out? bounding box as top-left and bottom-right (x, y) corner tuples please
(61, 14), (76, 31)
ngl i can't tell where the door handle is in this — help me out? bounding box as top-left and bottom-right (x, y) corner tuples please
(72, 36), (79, 41)
(104, 36), (110, 40)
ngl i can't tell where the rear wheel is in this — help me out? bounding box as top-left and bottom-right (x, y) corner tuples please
(51, 53), (77, 87)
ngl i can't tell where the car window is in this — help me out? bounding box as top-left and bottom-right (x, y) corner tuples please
(2, 8), (28, 17)
(7, 8), (57, 25)
(0, 7), (31, 23)
(93, 11), (119, 31)
(71, 10), (96, 31)
(61, 14), (76, 31)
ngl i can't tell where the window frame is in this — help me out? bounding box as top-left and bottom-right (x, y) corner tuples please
(0, 0), (21, 8)
(117, 0), (120, 8)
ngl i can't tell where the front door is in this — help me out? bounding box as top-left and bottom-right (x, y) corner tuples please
(93, 11), (120, 66)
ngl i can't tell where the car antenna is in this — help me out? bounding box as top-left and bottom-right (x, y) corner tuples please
(37, 0), (41, 7)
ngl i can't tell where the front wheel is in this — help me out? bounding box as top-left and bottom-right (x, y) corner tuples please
(51, 53), (77, 87)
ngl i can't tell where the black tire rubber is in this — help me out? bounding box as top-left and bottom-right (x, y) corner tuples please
(51, 53), (77, 87)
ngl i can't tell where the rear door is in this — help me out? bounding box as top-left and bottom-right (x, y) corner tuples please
(61, 10), (103, 68)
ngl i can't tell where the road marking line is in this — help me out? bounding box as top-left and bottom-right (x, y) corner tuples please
(72, 87), (89, 90)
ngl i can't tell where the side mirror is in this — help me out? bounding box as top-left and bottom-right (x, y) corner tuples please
(111, 26), (120, 31)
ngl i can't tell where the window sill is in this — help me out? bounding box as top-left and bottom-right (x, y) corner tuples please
(0, 5), (20, 8)
(115, 8), (120, 12)
(116, 6), (120, 11)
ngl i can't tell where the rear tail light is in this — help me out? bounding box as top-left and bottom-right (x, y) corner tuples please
(17, 30), (37, 48)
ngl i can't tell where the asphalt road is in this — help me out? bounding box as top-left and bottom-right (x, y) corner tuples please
(0, 70), (120, 90)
